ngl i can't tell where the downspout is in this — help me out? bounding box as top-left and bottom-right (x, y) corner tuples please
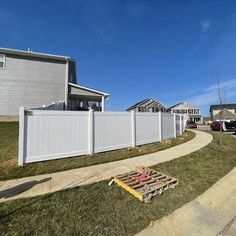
(64, 58), (69, 110)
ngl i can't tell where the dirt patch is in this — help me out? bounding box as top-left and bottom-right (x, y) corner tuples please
(214, 145), (234, 152)
(163, 140), (172, 144)
(126, 147), (144, 153)
(0, 158), (18, 170)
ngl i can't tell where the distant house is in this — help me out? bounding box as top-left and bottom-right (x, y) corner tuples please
(167, 102), (202, 123)
(0, 48), (109, 117)
(127, 98), (166, 112)
(202, 117), (212, 125)
(209, 103), (236, 120)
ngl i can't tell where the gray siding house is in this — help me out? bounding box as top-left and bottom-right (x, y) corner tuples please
(0, 48), (109, 117)
(127, 98), (166, 112)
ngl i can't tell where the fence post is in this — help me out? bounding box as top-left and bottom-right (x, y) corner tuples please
(158, 111), (162, 141)
(18, 107), (25, 166)
(179, 115), (182, 135)
(131, 110), (136, 147)
(88, 108), (94, 155)
(173, 113), (177, 138)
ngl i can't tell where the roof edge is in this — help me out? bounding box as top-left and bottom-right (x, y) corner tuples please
(127, 98), (166, 111)
(167, 101), (199, 110)
(0, 47), (74, 61)
(69, 83), (109, 97)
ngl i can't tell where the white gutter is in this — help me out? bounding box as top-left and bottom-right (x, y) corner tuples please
(0, 47), (72, 61)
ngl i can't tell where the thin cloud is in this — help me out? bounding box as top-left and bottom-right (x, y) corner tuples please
(201, 19), (211, 33)
(189, 79), (236, 107)
(205, 79), (236, 92)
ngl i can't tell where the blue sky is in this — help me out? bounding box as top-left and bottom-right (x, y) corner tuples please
(1, 0), (236, 115)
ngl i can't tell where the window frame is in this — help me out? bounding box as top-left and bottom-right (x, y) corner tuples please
(0, 54), (6, 69)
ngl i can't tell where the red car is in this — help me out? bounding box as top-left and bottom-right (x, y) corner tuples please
(210, 121), (236, 131)
(210, 121), (222, 131)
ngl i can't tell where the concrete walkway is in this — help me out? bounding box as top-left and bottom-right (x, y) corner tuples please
(137, 166), (236, 236)
(0, 130), (212, 203)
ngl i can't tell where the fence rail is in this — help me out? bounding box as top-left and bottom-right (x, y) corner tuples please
(18, 108), (185, 165)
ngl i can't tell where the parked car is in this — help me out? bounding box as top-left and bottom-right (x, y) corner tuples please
(210, 120), (236, 132)
(210, 121), (222, 131)
(225, 120), (236, 131)
(186, 121), (197, 128)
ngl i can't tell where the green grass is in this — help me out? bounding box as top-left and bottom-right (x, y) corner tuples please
(0, 122), (195, 180)
(0, 132), (235, 236)
(0, 122), (18, 163)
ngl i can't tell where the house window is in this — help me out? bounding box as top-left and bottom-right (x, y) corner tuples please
(139, 107), (145, 112)
(0, 54), (5, 68)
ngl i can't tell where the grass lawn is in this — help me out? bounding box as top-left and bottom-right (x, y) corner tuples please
(0, 122), (195, 180)
(0, 132), (235, 236)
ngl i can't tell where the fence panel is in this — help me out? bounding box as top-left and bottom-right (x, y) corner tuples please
(94, 112), (132, 153)
(136, 113), (160, 145)
(24, 110), (89, 163)
(181, 115), (185, 133)
(19, 109), (180, 165)
(162, 113), (175, 140)
(176, 114), (181, 136)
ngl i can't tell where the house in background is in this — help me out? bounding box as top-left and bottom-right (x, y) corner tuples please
(209, 103), (236, 120)
(0, 48), (109, 118)
(167, 102), (202, 123)
(127, 98), (166, 112)
(202, 117), (212, 125)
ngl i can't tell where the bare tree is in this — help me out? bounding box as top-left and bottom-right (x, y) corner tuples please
(215, 78), (226, 145)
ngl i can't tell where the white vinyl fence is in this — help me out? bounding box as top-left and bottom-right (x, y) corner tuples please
(18, 108), (185, 165)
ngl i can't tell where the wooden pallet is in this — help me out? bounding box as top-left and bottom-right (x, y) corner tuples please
(114, 166), (178, 203)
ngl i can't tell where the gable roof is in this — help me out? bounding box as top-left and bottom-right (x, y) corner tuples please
(127, 98), (166, 111)
(209, 103), (236, 112)
(214, 109), (236, 120)
(0, 47), (74, 62)
(167, 102), (199, 110)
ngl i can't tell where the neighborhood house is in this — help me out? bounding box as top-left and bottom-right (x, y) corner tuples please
(209, 103), (236, 120)
(167, 102), (202, 124)
(127, 98), (166, 112)
(0, 48), (109, 117)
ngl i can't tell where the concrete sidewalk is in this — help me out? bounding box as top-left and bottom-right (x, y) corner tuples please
(0, 130), (212, 203)
(137, 166), (236, 236)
